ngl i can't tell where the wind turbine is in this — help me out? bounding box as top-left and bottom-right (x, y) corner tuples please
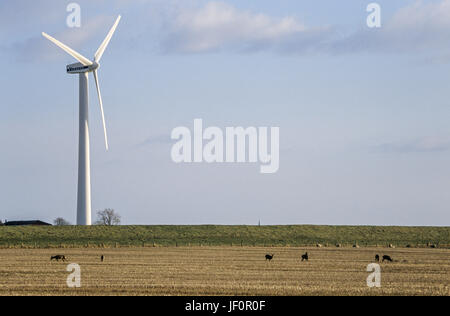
(42, 15), (121, 225)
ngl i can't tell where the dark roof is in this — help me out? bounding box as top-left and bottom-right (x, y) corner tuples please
(4, 220), (52, 226)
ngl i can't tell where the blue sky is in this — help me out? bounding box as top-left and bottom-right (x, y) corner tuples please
(1, 0), (450, 225)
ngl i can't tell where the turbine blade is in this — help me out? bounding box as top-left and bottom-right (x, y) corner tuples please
(93, 70), (109, 150)
(94, 15), (121, 62)
(42, 32), (93, 66)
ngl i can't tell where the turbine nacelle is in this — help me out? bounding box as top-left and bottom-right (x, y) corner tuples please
(66, 61), (99, 74)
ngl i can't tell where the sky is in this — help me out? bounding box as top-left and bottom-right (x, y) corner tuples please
(1, 0), (450, 226)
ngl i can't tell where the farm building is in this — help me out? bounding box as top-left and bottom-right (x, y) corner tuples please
(3, 220), (52, 226)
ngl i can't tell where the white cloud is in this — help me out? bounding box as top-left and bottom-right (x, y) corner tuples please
(159, 0), (450, 56)
(137, 134), (173, 148)
(334, 0), (450, 54)
(386, 0), (450, 50)
(389, 0), (450, 31)
(7, 0), (450, 58)
(377, 136), (450, 153)
(160, 1), (331, 53)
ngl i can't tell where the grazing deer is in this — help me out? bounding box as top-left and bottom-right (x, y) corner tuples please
(301, 252), (309, 261)
(265, 254), (274, 261)
(382, 255), (393, 262)
(50, 255), (66, 262)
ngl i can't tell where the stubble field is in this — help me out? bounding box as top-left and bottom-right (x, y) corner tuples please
(0, 246), (448, 296)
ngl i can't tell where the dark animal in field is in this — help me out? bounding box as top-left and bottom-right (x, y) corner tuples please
(265, 254), (274, 261)
(375, 254), (380, 262)
(50, 255), (66, 262)
(382, 255), (393, 262)
(101, 255), (104, 262)
(301, 252), (309, 261)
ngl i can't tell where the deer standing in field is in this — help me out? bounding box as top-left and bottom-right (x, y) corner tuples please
(265, 254), (274, 261)
(50, 255), (66, 262)
(301, 252), (309, 262)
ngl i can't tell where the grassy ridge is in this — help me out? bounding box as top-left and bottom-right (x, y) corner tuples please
(0, 225), (448, 248)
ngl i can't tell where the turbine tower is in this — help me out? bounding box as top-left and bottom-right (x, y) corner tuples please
(42, 16), (121, 225)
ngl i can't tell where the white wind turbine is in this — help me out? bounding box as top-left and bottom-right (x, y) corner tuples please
(42, 16), (121, 225)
